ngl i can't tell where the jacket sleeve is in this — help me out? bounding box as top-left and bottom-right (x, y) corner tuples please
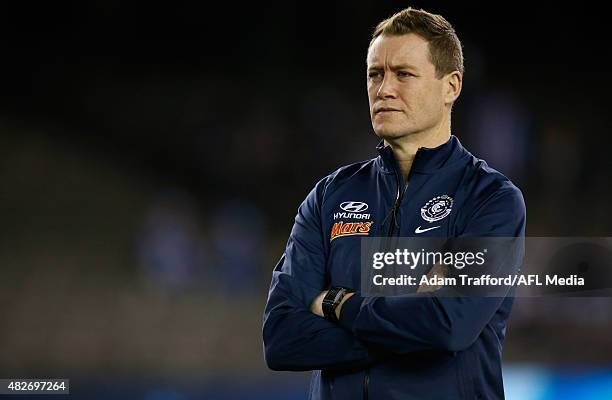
(262, 178), (373, 371)
(337, 185), (526, 354)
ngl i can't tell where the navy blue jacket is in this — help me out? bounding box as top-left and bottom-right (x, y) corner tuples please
(263, 136), (526, 400)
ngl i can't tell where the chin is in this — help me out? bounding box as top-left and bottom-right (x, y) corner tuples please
(373, 124), (413, 140)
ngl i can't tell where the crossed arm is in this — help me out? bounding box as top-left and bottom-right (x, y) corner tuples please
(263, 182), (525, 371)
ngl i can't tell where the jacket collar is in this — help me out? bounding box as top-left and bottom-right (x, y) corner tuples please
(375, 135), (467, 175)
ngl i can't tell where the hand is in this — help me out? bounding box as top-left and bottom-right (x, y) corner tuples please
(417, 263), (449, 293)
(310, 290), (327, 317)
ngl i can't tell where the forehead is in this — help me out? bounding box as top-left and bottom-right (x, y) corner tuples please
(367, 33), (432, 68)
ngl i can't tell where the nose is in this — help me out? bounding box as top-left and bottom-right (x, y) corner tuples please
(377, 75), (397, 99)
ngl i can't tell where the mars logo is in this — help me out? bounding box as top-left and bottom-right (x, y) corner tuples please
(330, 221), (373, 241)
(421, 195), (453, 223)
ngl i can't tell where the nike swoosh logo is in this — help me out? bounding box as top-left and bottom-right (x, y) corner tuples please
(415, 226), (440, 234)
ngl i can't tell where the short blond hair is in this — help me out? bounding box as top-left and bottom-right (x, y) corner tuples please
(370, 7), (464, 78)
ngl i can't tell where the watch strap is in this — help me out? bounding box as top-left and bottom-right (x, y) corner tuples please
(322, 286), (354, 322)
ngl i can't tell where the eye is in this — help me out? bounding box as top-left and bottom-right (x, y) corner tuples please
(368, 71), (382, 79)
(397, 71), (414, 78)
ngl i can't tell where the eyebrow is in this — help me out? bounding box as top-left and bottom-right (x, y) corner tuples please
(367, 63), (419, 71)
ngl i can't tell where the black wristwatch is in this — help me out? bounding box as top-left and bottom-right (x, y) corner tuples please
(322, 286), (354, 322)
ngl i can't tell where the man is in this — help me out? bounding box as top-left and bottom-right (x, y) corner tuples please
(263, 7), (525, 400)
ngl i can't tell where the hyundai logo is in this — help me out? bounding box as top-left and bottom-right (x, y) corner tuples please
(340, 201), (369, 213)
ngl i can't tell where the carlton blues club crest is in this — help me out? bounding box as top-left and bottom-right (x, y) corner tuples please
(421, 195), (454, 222)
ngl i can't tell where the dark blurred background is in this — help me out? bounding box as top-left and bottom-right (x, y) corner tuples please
(0, 1), (611, 399)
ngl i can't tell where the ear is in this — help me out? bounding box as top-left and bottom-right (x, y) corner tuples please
(443, 71), (462, 105)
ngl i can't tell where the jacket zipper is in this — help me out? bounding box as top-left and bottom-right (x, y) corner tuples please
(364, 168), (408, 400)
(363, 369), (369, 400)
(386, 173), (408, 237)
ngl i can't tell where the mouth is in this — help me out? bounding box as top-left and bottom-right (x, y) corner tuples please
(374, 107), (402, 114)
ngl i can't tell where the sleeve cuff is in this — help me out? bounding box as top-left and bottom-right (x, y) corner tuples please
(338, 294), (365, 331)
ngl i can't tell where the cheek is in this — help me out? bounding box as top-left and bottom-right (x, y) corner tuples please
(426, 82), (445, 105)
(410, 85), (440, 113)
(367, 85), (377, 103)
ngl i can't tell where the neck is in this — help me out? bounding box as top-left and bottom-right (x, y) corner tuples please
(384, 117), (451, 181)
